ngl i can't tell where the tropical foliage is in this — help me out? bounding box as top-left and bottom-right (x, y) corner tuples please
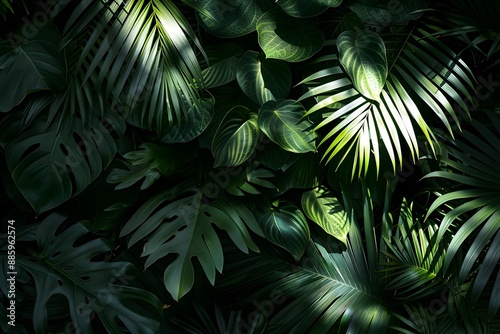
(0, 0), (499, 333)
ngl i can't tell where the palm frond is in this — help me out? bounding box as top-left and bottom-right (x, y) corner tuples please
(298, 22), (475, 177)
(425, 111), (500, 319)
(61, 0), (208, 133)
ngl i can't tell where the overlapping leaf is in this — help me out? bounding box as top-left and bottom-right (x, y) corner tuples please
(299, 28), (475, 176)
(258, 99), (317, 153)
(121, 189), (261, 301)
(257, 201), (310, 261)
(337, 30), (388, 101)
(0, 112), (123, 214)
(257, 11), (324, 62)
(187, 0), (271, 37)
(16, 213), (163, 333)
(302, 186), (349, 246)
(0, 25), (65, 112)
(212, 107), (261, 167)
(425, 114), (500, 318)
(237, 51), (292, 106)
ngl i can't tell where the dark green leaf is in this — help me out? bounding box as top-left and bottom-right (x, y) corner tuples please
(237, 51), (292, 106)
(258, 201), (310, 261)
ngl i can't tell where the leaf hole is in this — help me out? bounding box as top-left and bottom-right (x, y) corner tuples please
(18, 143), (40, 163)
(57, 280), (63, 286)
(51, 251), (61, 258)
(178, 225), (187, 232)
(81, 275), (91, 281)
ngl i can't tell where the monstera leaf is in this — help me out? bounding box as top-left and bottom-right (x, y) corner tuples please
(257, 10), (324, 62)
(258, 99), (317, 153)
(121, 189), (262, 301)
(17, 213), (163, 333)
(237, 51), (292, 106)
(0, 25), (66, 112)
(0, 112), (124, 214)
(337, 30), (388, 101)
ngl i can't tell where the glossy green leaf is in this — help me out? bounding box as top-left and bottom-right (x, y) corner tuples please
(0, 25), (65, 112)
(212, 108), (261, 167)
(257, 10), (324, 62)
(301, 186), (349, 246)
(258, 201), (310, 261)
(189, 0), (271, 37)
(337, 30), (388, 101)
(237, 51), (292, 106)
(0, 112), (123, 214)
(18, 213), (163, 333)
(121, 191), (259, 301)
(258, 99), (317, 153)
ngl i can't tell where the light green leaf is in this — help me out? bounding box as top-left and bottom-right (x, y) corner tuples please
(212, 108), (261, 167)
(189, 0), (271, 37)
(121, 192), (259, 301)
(201, 44), (242, 88)
(0, 25), (65, 112)
(0, 112), (123, 214)
(236, 51), (292, 106)
(337, 30), (388, 101)
(18, 213), (163, 334)
(257, 10), (324, 62)
(301, 186), (349, 246)
(258, 201), (310, 261)
(258, 99), (317, 153)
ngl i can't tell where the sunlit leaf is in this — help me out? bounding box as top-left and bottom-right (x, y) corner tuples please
(257, 10), (324, 62)
(337, 30), (388, 101)
(301, 185), (349, 246)
(258, 99), (317, 153)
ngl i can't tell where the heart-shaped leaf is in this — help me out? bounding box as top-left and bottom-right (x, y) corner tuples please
(257, 10), (324, 62)
(337, 30), (388, 101)
(302, 185), (349, 246)
(212, 108), (261, 167)
(237, 51), (291, 106)
(258, 99), (317, 153)
(258, 201), (310, 261)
